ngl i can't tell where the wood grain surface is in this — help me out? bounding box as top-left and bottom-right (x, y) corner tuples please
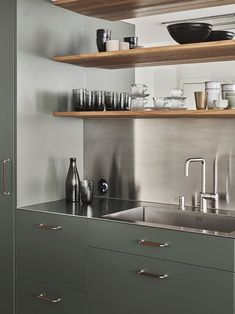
(53, 41), (235, 69)
(52, 0), (235, 20)
(53, 110), (235, 119)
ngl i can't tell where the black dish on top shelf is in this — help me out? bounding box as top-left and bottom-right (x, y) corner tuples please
(206, 30), (235, 42)
(167, 23), (213, 44)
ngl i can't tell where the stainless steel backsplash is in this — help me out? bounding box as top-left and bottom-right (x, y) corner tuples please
(84, 118), (235, 210)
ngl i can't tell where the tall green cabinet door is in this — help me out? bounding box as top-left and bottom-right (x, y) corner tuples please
(0, 0), (15, 313)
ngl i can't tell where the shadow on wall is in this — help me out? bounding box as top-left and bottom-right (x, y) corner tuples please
(84, 119), (138, 200)
(20, 0), (86, 57)
(35, 90), (71, 113)
(44, 157), (68, 200)
(108, 147), (140, 200)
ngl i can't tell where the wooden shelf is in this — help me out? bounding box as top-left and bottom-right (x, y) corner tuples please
(53, 110), (235, 119)
(53, 41), (235, 69)
(52, 0), (235, 21)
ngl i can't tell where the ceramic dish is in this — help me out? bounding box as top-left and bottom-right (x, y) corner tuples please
(153, 96), (187, 109)
(130, 93), (150, 98)
(167, 23), (212, 44)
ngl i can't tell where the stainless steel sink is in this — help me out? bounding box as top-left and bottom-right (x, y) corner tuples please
(103, 206), (235, 234)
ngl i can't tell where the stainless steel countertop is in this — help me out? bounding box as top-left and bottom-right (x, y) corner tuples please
(19, 197), (142, 218)
(18, 197), (235, 239)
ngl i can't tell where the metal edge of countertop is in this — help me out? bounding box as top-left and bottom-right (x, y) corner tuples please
(17, 196), (235, 239)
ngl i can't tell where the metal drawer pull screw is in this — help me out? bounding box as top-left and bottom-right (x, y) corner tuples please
(138, 270), (168, 280)
(138, 239), (169, 248)
(36, 224), (62, 231)
(2, 159), (11, 196)
(34, 293), (61, 303)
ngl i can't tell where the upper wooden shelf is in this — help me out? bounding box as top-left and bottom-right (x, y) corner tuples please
(53, 41), (235, 69)
(52, 0), (235, 21)
(53, 110), (235, 119)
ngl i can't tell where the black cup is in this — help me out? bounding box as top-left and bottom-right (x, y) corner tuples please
(97, 29), (111, 38)
(96, 29), (111, 52)
(124, 36), (138, 49)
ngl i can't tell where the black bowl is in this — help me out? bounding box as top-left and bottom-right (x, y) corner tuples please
(206, 30), (234, 42)
(167, 23), (213, 44)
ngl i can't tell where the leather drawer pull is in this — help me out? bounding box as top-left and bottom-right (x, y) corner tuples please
(36, 224), (62, 231)
(138, 269), (168, 280)
(138, 239), (169, 248)
(34, 293), (61, 304)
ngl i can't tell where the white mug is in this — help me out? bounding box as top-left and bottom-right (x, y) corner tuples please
(119, 42), (129, 51)
(131, 84), (148, 95)
(106, 40), (120, 52)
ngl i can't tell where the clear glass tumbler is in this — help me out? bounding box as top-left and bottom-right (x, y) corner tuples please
(72, 89), (86, 111)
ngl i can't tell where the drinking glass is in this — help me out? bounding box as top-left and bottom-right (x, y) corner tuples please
(94, 91), (105, 111)
(72, 89), (86, 111)
(194, 91), (208, 110)
(120, 92), (130, 110)
(85, 90), (96, 111)
(81, 180), (94, 204)
(105, 91), (118, 111)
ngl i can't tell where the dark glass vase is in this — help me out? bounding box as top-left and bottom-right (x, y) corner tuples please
(66, 158), (80, 202)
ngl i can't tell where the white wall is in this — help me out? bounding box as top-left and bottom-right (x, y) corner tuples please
(17, 0), (135, 207)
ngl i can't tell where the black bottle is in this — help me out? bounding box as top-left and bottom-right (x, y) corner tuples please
(66, 158), (80, 202)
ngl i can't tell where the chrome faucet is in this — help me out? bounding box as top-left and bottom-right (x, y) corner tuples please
(185, 158), (218, 212)
(200, 192), (218, 213)
(185, 157), (206, 194)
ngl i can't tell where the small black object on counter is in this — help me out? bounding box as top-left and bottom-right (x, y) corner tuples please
(98, 179), (109, 195)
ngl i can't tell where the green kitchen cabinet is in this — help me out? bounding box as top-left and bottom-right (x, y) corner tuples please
(88, 218), (235, 271)
(88, 247), (235, 314)
(88, 218), (235, 314)
(0, 0), (16, 313)
(17, 208), (235, 314)
(18, 277), (86, 314)
(17, 210), (87, 292)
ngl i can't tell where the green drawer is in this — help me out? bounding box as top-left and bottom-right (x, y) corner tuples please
(17, 277), (86, 314)
(88, 219), (235, 271)
(88, 247), (234, 314)
(17, 210), (87, 292)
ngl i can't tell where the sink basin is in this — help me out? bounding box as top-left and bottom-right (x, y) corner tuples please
(104, 206), (235, 234)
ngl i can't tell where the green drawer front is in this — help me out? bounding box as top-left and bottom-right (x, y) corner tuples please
(17, 277), (86, 314)
(88, 248), (234, 314)
(88, 219), (235, 271)
(17, 210), (87, 292)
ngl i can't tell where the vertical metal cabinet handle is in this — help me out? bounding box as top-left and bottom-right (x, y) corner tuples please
(2, 159), (11, 195)
(34, 293), (61, 303)
(138, 239), (169, 248)
(36, 224), (62, 231)
(138, 269), (168, 280)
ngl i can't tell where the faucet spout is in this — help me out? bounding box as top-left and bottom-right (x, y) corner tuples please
(184, 158), (206, 193)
